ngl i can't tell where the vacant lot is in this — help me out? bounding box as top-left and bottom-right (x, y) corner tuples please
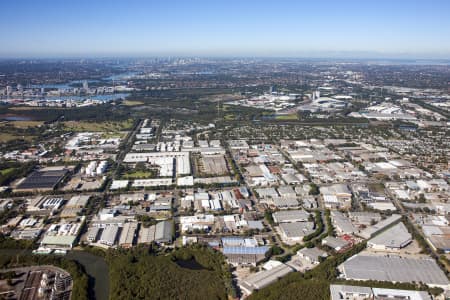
(122, 100), (144, 106)
(62, 119), (134, 132)
(200, 155), (229, 176)
(0, 133), (34, 142)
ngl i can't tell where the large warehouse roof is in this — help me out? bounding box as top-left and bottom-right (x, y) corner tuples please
(272, 210), (310, 223)
(340, 254), (449, 287)
(17, 169), (69, 190)
(223, 246), (269, 255)
(368, 222), (412, 249)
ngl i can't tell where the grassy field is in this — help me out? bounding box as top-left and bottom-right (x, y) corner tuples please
(122, 170), (156, 179)
(62, 119), (134, 132)
(368, 182), (385, 193)
(0, 168), (16, 176)
(0, 133), (34, 142)
(122, 100), (144, 106)
(275, 113), (299, 120)
(9, 106), (64, 111)
(5, 121), (45, 128)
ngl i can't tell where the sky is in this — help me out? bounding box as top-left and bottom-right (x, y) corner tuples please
(1, 0), (450, 58)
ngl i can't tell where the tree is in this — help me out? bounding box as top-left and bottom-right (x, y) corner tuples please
(309, 183), (320, 195)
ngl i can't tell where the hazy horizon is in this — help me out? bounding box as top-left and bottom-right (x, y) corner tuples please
(1, 0), (450, 59)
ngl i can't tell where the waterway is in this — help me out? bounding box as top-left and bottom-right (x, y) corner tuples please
(0, 249), (109, 300)
(66, 251), (109, 300)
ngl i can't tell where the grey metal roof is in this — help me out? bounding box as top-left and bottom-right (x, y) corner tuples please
(272, 210), (310, 223)
(368, 222), (412, 248)
(330, 284), (372, 300)
(279, 222), (314, 238)
(341, 255), (449, 286)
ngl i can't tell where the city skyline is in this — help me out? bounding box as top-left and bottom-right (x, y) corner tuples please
(1, 0), (450, 58)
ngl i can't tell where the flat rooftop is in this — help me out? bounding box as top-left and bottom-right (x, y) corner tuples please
(340, 254), (449, 287)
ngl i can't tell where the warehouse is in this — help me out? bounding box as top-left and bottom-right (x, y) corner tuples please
(138, 221), (173, 245)
(119, 222), (138, 248)
(322, 236), (351, 252)
(272, 196), (300, 209)
(330, 284), (373, 300)
(66, 195), (90, 208)
(330, 284), (432, 300)
(223, 246), (269, 266)
(358, 214), (402, 239)
(368, 222), (412, 250)
(240, 263), (294, 295)
(179, 214), (215, 232)
(154, 220), (173, 244)
(331, 211), (357, 235)
(99, 225), (120, 246)
(222, 237), (258, 248)
(138, 226), (156, 244)
(278, 222), (315, 243)
(339, 254), (450, 289)
(16, 168), (69, 192)
(132, 178), (173, 187)
(123, 152), (190, 176)
(297, 247), (328, 264)
(272, 210), (310, 223)
(87, 227), (101, 242)
(321, 184), (352, 210)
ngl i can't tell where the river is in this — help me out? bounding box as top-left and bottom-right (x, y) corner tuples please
(0, 249), (109, 300)
(66, 251), (109, 300)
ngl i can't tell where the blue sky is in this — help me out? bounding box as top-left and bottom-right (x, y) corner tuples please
(1, 0), (450, 58)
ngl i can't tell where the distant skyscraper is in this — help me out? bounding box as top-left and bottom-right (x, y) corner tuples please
(6, 85), (12, 96)
(82, 80), (89, 91)
(270, 85), (276, 94)
(315, 90), (320, 99)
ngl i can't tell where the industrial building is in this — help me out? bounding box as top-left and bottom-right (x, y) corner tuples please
(368, 222), (412, 250)
(16, 167), (70, 192)
(322, 236), (351, 252)
(339, 254), (450, 289)
(321, 184), (352, 210)
(138, 221), (173, 245)
(119, 222), (138, 248)
(99, 225), (120, 246)
(123, 152), (190, 176)
(330, 284), (432, 300)
(87, 227), (101, 242)
(278, 222), (315, 243)
(272, 210), (310, 223)
(222, 246), (269, 266)
(297, 247), (328, 264)
(240, 262), (294, 295)
(358, 214), (402, 239)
